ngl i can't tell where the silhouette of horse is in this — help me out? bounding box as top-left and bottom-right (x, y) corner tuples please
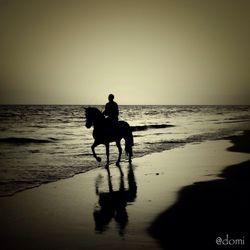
(93, 164), (137, 235)
(85, 107), (134, 166)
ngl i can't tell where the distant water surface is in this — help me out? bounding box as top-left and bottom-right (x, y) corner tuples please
(0, 105), (249, 196)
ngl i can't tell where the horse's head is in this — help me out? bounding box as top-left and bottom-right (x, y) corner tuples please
(85, 108), (92, 128)
(85, 107), (103, 128)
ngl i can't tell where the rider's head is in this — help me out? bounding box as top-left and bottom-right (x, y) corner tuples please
(108, 94), (114, 102)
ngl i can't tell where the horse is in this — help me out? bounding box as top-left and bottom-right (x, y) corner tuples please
(85, 107), (134, 166)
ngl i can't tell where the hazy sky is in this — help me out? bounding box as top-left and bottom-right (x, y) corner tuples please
(0, 0), (249, 104)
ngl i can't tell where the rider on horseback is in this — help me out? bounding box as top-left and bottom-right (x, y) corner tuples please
(85, 106), (133, 165)
(103, 94), (119, 123)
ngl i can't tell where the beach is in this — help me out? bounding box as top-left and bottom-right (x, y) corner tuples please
(1, 0), (250, 248)
(1, 132), (249, 249)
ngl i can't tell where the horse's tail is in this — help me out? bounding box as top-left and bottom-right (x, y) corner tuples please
(125, 127), (134, 157)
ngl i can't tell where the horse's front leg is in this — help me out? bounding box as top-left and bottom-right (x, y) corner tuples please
(105, 143), (110, 167)
(91, 141), (101, 162)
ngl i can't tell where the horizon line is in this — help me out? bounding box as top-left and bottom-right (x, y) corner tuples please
(0, 103), (249, 106)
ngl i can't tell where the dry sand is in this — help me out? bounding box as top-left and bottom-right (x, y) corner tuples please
(0, 139), (249, 250)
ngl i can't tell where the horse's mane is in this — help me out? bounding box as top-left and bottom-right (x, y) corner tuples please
(85, 107), (104, 118)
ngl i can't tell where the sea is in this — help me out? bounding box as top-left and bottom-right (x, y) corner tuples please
(0, 105), (250, 196)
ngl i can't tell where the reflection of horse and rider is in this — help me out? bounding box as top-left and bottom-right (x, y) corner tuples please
(93, 163), (137, 235)
(85, 94), (134, 166)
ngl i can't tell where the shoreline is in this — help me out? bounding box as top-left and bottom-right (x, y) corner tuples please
(1, 135), (249, 249)
(0, 130), (243, 198)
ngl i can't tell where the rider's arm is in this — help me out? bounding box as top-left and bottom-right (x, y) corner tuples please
(103, 104), (108, 115)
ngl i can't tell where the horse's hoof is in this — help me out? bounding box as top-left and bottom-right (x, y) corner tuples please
(96, 157), (101, 162)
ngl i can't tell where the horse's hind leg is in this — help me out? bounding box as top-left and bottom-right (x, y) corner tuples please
(116, 140), (122, 166)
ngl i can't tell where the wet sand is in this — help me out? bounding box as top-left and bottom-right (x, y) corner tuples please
(0, 135), (249, 250)
(149, 131), (250, 249)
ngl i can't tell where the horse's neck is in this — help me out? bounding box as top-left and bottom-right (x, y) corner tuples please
(93, 114), (105, 127)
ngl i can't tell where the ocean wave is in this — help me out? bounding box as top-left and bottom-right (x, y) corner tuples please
(28, 125), (48, 128)
(0, 137), (57, 144)
(145, 140), (185, 145)
(144, 111), (159, 115)
(0, 166), (97, 197)
(131, 124), (174, 131)
(214, 119), (250, 124)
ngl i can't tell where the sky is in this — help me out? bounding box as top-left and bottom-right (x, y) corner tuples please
(0, 0), (249, 105)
